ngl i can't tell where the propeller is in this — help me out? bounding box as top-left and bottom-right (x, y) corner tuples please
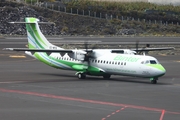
(135, 40), (139, 54)
(84, 41), (89, 61)
(143, 44), (150, 55)
(146, 44), (150, 48)
(83, 41), (96, 66)
(135, 40), (150, 55)
(136, 40), (139, 52)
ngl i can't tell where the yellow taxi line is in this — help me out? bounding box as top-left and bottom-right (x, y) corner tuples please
(9, 55), (26, 58)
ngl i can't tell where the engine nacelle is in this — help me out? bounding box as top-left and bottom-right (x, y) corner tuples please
(71, 50), (86, 61)
(124, 50), (136, 55)
(111, 49), (136, 55)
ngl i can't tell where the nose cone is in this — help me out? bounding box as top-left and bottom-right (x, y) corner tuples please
(154, 64), (166, 77)
(147, 64), (166, 77)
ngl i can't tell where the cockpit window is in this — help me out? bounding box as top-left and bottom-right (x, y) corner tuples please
(145, 60), (149, 64)
(141, 59), (159, 64)
(150, 60), (157, 64)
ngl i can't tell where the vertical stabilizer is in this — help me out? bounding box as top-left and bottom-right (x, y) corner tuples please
(25, 17), (56, 49)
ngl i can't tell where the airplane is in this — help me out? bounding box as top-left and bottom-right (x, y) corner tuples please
(3, 17), (175, 84)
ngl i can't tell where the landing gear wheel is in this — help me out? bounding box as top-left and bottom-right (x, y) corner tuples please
(103, 74), (111, 79)
(151, 80), (157, 84)
(77, 73), (86, 79)
(150, 77), (158, 84)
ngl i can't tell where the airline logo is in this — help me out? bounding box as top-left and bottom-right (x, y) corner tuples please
(113, 55), (141, 62)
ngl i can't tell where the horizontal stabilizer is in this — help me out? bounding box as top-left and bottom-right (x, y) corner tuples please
(9, 22), (54, 24)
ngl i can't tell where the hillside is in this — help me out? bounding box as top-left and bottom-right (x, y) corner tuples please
(0, 1), (180, 36)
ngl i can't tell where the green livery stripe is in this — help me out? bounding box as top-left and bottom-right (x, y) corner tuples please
(50, 57), (102, 75)
(28, 17), (36, 22)
(25, 18), (46, 49)
(147, 64), (166, 71)
(50, 57), (81, 68)
(26, 24), (44, 49)
(24, 17), (105, 76)
(30, 23), (46, 47)
(28, 43), (35, 49)
(34, 53), (52, 66)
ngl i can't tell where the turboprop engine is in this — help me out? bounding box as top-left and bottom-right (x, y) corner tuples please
(71, 49), (87, 61)
(124, 49), (137, 55)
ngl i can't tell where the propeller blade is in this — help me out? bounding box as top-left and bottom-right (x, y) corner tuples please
(136, 40), (139, 54)
(84, 41), (88, 51)
(83, 41), (96, 67)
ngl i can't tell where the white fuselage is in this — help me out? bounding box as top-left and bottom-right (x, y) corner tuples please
(26, 50), (165, 78)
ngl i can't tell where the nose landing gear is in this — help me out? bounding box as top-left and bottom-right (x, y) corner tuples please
(150, 77), (158, 84)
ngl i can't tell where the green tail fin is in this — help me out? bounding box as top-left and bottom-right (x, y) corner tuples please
(25, 17), (55, 49)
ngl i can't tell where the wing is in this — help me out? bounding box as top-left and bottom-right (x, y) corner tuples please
(131, 47), (175, 52)
(3, 48), (73, 53)
(3, 48), (91, 61)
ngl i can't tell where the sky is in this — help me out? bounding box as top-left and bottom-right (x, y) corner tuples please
(149, 0), (180, 5)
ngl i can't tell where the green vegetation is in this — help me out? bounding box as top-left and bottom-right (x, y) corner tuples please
(25, 0), (55, 4)
(1, 1), (180, 36)
(65, 0), (180, 23)
(25, 0), (37, 4)
(65, 0), (180, 12)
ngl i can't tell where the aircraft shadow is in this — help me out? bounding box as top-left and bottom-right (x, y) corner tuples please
(110, 77), (171, 85)
(27, 72), (172, 85)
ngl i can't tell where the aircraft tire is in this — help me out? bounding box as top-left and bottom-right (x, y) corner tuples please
(77, 73), (86, 79)
(103, 74), (111, 79)
(151, 80), (157, 84)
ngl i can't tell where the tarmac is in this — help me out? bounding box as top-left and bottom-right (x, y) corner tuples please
(0, 37), (180, 120)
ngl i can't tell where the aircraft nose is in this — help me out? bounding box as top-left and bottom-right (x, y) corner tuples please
(155, 64), (166, 76)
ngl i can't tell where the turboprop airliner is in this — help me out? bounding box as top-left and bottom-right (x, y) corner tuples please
(4, 17), (174, 84)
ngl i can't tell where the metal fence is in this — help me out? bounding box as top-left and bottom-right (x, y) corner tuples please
(94, 0), (148, 2)
(31, 2), (180, 26)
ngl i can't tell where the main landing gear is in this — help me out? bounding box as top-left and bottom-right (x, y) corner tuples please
(103, 74), (111, 79)
(77, 73), (86, 79)
(76, 72), (111, 79)
(150, 77), (158, 84)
